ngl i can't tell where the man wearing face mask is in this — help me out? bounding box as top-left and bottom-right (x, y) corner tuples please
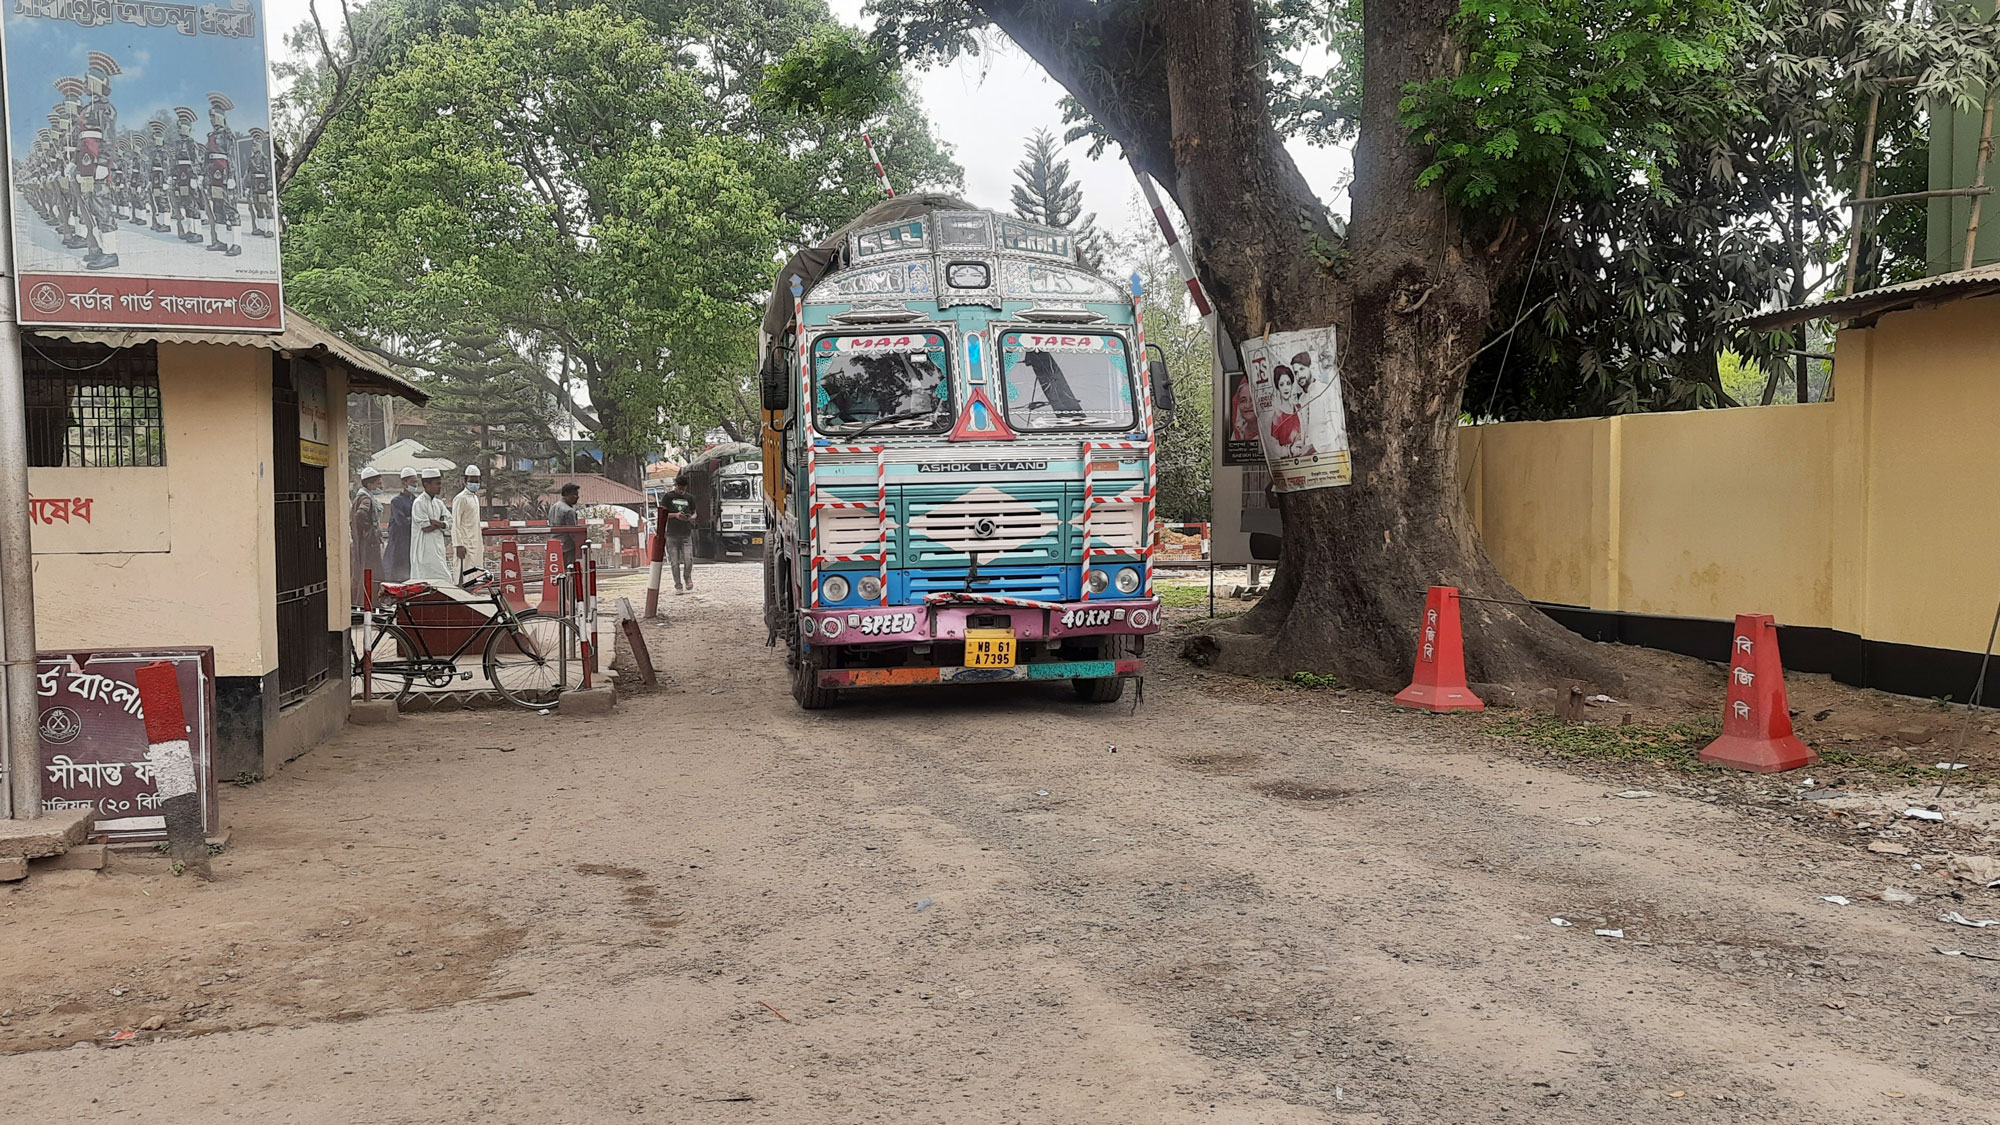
(409, 468), (454, 585)
(385, 467), (418, 581)
(452, 464), (485, 584)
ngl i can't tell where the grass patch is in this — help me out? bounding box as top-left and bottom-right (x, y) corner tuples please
(1157, 584), (1209, 609)
(1487, 712), (1723, 769)
(1288, 670), (1340, 690)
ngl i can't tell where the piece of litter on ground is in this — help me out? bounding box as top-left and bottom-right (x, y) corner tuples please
(1801, 778), (1816, 787)
(1936, 763), (1969, 770)
(1550, 917), (1573, 927)
(1590, 694), (1617, 703)
(1035, 790), (1049, 797)
(1881, 887), (1919, 904)
(1940, 910), (2000, 928)
(709, 687), (725, 695)
(1868, 841), (1911, 856)
(1594, 929), (1625, 938)
(1614, 790), (1657, 800)
(1565, 816), (1604, 826)
(106, 1029), (134, 1041)
(1936, 946), (2000, 962)
(1820, 896), (1852, 906)
(1945, 854), (2000, 886)
(1903, 808), (1946, 822)
(914, 897), (934, 912)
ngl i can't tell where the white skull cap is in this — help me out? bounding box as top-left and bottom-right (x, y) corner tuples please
(463, 464), (482, 476)
(399, 467), (419, 479)
(420, 468), (442, 480)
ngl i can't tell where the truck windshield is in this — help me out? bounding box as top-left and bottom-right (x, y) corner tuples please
(998, 332), (1136, 431)
(813, 333), (952, 434)
(719, 477), (755, 501)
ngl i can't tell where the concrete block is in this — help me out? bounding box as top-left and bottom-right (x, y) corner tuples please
(0, 856), (25, 882)
(32, 843), (106, 872)
(349, 699), (402, 725)
(559, 685), (617, 715)
(0, 808), (95, 859)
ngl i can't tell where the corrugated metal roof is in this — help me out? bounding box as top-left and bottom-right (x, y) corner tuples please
(29, 307), (429, 404)
(540, 473), (648, 507)
(1733, 264), (2000, 332)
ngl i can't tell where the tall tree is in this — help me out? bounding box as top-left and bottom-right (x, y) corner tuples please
(281, 0), (963, 483)
(848, 0), (1744, 688)
(1011, 128), (1105, 268)
(411, 330), (561, 517)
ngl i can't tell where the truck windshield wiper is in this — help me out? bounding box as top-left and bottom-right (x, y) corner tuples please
(844, 409), (940, 438)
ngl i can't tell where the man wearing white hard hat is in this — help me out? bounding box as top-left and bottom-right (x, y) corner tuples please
(409, 467), (454, 584)
(385, 467), (419, 581)
(451, 464), (485, 584)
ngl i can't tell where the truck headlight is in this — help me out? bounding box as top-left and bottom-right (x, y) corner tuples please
(1086, 568), (1110, 594)
(823, 575), (850, 603)
(1114, 568), (1141, 594)
(720, 519), (733, 530)
(858, 575), (883, 601)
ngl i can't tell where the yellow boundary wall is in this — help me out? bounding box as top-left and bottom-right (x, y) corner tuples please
(1461, 292), (2000, 660)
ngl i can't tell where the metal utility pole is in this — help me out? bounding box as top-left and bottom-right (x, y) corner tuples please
(0, 86), (39, 821)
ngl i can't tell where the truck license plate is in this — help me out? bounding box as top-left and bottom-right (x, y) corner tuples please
(965, 628), (1016, 668)
(752, 536), (764, 544)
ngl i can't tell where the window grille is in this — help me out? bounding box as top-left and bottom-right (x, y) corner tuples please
(24, 340), (165, 468)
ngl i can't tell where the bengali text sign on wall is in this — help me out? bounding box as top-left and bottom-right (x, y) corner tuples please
(2, 0), (282, 331)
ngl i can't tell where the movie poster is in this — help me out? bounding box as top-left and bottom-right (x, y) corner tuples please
(2, 0), (281, 331)
(1236, 326), (1352, 493)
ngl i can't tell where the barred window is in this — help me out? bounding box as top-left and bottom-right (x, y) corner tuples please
(24, 340), (165, 468)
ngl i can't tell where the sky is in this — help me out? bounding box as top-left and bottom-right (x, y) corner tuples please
(260, 0), (1354, 250)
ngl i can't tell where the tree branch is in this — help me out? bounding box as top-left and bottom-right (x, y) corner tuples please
(278, 0), (366, 192)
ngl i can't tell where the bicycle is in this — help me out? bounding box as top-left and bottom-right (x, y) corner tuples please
(350, 568), (581, 710)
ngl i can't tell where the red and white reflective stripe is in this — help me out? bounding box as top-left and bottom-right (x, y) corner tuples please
(133, 662), (197, 802)
(1132, 280), (1158, 599)
(862, 132), (895, 199)
(808, 443), (890, 608)
(813, 554), (885, 566)
(1129, 157), (1215, 320)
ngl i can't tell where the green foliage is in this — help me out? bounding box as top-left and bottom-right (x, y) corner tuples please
(1464, 1), (2000, 422)
(280, 0), (962, 478)
(1011, 129), (1105, 269)
(1113, 213), (1214, 523)
(1288, 670), (1340, 689)
(760, 26), (900, 121)
(1401, 0), (1748, 213)
(1488, 712), (1724, 766)
(1156, 583), (1209, 609)
(412, 331), (559, 516)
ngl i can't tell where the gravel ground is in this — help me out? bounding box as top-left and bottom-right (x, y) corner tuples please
(0, 559), (1995, 1123)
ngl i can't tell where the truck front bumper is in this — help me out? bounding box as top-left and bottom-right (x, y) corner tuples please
(819, 657), (1144, 689)
(800, 596), (1162, 647)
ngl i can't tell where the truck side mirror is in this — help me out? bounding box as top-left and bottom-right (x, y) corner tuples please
(1146, 344), (1176, 415)
(760, 346), (790, 412)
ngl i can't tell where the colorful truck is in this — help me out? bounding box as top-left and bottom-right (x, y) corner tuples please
(678, 443), (766, 561)
(758, 194), (1172, 709)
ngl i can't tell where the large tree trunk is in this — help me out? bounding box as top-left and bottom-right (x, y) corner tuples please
(1163, 0), (1618, 690)
(981, 0), (1620, 691)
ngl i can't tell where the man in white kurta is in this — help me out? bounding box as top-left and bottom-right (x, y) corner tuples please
(451, 464), (485, 584)
(409, 468), (455, 584)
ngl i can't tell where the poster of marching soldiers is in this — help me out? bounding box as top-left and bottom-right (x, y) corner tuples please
(1, 0), (281, 331)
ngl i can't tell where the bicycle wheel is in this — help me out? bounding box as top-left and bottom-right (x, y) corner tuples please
(485, 615), (582, 710)
(350, 619), (418, 703)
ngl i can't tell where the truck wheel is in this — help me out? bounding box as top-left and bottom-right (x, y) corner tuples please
(791, 647), (839, 710)
(1073, 637), (1127, 703)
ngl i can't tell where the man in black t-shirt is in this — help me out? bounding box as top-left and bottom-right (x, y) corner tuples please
(660, 478), (697, 594)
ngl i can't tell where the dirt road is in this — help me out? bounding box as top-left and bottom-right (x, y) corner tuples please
(1, 562), (1996, 1122)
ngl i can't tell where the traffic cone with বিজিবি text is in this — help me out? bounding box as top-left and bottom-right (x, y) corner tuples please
(1698, 613), (1817, 773)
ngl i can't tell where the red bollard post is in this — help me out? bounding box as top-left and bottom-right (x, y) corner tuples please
(643, 506), (669, 619)
(1393, 586), (1485, 713)
(1698, 613), (1818, 773)
(361, 568), (374, 702)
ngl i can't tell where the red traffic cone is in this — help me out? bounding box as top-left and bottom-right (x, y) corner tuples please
(1394, 586), (1484, 713)
(1699, 613), (1816, 773)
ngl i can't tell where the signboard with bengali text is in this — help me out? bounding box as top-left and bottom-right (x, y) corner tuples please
(2, 0), (282, 331)
(37, 648), (216, 842)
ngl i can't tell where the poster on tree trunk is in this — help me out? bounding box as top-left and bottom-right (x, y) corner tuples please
(1237, 326), (1351, 492)
(1, 0), (282, 331)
